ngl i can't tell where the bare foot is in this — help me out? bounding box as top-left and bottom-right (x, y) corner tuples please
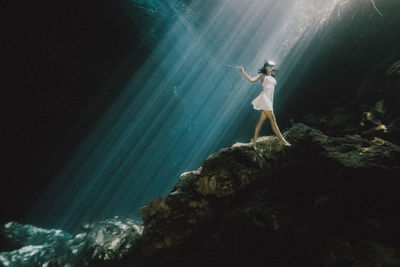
(251, 138), (257, 147)
(282, 139), (292, 146)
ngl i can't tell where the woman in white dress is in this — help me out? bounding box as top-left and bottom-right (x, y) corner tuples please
(239, 60), (291, 147)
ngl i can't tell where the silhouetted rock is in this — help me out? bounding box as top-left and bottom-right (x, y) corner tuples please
(2, 121), (400, 266)
(386, 60), (400, 80)
(116, 122), (400, 266)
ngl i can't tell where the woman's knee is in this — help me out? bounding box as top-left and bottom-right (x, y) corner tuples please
(270, 114), (276, 121)
(263, 110), (275, 120)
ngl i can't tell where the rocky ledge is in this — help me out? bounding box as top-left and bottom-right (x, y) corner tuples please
(125, 122), (400, 267)
(2, 122), (400, 266)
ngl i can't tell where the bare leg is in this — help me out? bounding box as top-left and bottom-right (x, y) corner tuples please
(265, 111), (292, 146)
(252, 111), (267, 147)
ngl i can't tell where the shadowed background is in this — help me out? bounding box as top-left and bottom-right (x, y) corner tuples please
(2, 0), (399, 234)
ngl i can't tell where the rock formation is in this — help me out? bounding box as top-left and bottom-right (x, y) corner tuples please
(3, 115), (400, 266)
(2, 57), (400, 266)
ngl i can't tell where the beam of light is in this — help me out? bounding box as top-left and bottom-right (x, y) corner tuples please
(26, 0), (357, 233)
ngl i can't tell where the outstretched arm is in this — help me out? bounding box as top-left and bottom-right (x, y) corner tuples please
(239, 66), (262, 82)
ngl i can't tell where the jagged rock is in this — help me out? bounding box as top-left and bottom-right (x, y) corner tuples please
(139, 192), (214, 260)
(194, 142), (269, 197)
(78, 217), (143, 266)
(286, 123), (400, 169)
(134, 140), (281, 263)
(1, 221), (73, 251)
(0, 222), (81, 267)
(299, 100), (398, 145)
(121, 122), (400, 266)
(172, 167), (202, 193)
(300, 106), (362, 137)
(2, 122), (400, 267)
(386, 59), (400, 80)
(0, 216), (143, 267)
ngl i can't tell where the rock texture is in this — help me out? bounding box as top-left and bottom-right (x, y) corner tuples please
(117, 122), (400, 267)
(1, 120), (400, 266)
(300, 58), (400, 145)
(2, 1), (400, 266)
(2, 30), (400, 267)
(0, 217), (143, 266)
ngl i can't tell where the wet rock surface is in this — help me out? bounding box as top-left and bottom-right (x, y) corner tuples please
(0, 217), (143, 266)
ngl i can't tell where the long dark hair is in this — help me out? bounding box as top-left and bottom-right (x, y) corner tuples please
(258, 61), (279, 78)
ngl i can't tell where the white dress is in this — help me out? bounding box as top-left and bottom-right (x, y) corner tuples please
(251, 74), (276, 111)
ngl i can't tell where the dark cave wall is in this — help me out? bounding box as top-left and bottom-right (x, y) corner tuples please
(277, 0), (400, 126)
(1, 0), (163, 225)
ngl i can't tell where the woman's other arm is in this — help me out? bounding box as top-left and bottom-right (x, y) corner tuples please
(239, 66), (262, 82)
